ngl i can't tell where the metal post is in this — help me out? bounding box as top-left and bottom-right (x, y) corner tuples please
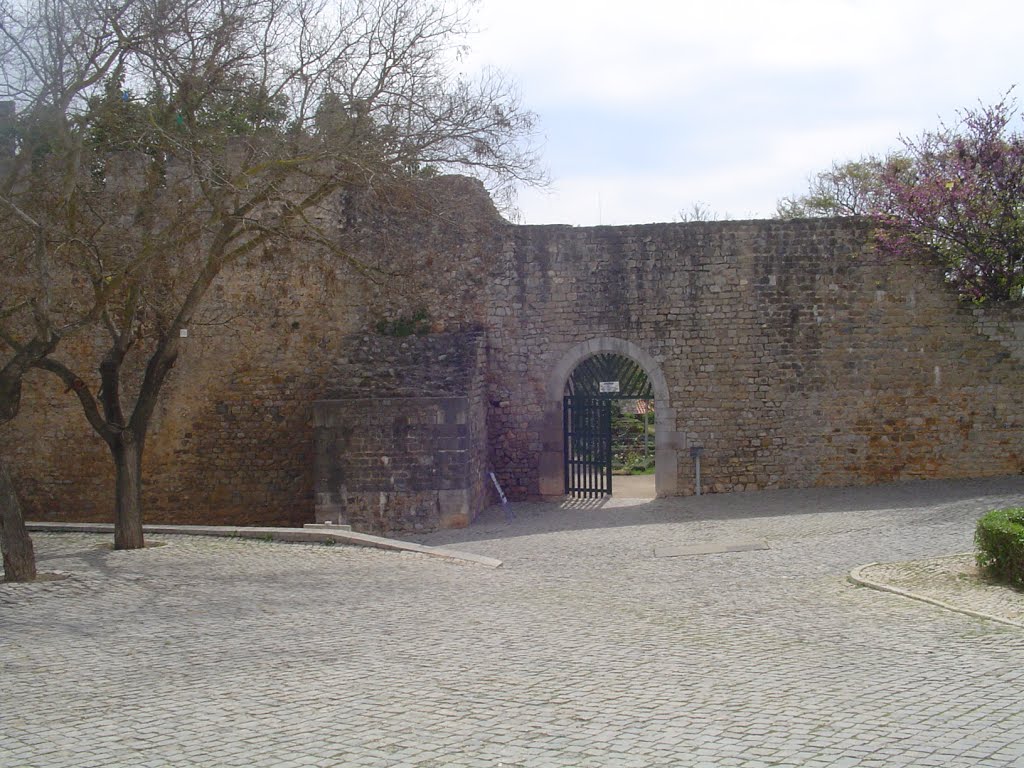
(690, 446), (704, 496)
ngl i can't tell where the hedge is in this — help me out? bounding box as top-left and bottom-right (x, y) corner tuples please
(975, 507), (1024, 589)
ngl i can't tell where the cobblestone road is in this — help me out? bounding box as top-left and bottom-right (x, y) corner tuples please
(3, 477), (1024, 767)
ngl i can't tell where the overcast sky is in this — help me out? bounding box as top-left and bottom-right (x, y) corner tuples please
(464, 0), (1023, 225)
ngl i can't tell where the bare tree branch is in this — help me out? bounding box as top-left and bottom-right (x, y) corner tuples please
(1, 0), (545, 551)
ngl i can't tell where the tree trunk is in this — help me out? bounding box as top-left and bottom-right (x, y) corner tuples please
(0, 460), (37, 582)
(111, 434), (145, 550)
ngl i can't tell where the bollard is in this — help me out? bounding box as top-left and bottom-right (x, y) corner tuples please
(690, 446), (704, 496)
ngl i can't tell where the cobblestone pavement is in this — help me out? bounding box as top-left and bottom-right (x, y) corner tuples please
(854, 554), (1024, 628)
(3, 477), (1024, 768)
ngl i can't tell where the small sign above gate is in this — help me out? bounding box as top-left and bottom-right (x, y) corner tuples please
(599, 381), (620, 393)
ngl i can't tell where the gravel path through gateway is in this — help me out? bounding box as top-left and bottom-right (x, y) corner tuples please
(3, 477), (1024, 767)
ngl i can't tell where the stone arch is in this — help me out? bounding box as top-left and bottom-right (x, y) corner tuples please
(538, 337), (679, 498)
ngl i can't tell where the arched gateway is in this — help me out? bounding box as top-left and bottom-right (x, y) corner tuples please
(9, 207), (1024, 535)
(538, 338), (679, 499)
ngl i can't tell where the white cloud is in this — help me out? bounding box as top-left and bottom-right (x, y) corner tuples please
(466, 0), (1024, 225)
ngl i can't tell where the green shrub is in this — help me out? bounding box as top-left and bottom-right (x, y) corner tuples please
(975, 507), (1024, 588)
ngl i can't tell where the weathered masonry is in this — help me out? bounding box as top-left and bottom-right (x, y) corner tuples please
(4, 178), (1023, 533)
(313, 332), (491, 532)
(485, 220), (1024, 505)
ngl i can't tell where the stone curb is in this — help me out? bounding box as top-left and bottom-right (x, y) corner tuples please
(848, 557), (1023, 629)
(25, 522), (503, 569)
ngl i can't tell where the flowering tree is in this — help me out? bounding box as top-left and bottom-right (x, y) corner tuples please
(874, 97), (1024, 302)
(778, 94), (1024, 303)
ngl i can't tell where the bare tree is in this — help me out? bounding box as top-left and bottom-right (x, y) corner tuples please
(0, 0), (147, 576)
(678, 201), (726, 223)
(0, 0), (542, 551)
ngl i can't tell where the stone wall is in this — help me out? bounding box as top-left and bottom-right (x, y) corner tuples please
(3, 178), (1023, 532)
(484, 219), (1024, 498)
(0, 177), (499, 530)
(971, 304), (1024, 364)
(313, 332), (493, 533)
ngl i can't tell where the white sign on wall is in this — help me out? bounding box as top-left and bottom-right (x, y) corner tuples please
(599, 381), (620, 393)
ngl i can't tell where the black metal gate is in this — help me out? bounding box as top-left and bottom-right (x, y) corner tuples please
(563, 396), (612, 497)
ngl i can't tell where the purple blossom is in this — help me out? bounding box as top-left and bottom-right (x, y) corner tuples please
(870, 93), (1024, 303)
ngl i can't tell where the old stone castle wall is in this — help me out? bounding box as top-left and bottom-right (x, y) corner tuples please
(2, 176), (503, 529)
(313, 331), (493, 534)
(484, 220), (1024, 500)
(3, 179), (1023, 530)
